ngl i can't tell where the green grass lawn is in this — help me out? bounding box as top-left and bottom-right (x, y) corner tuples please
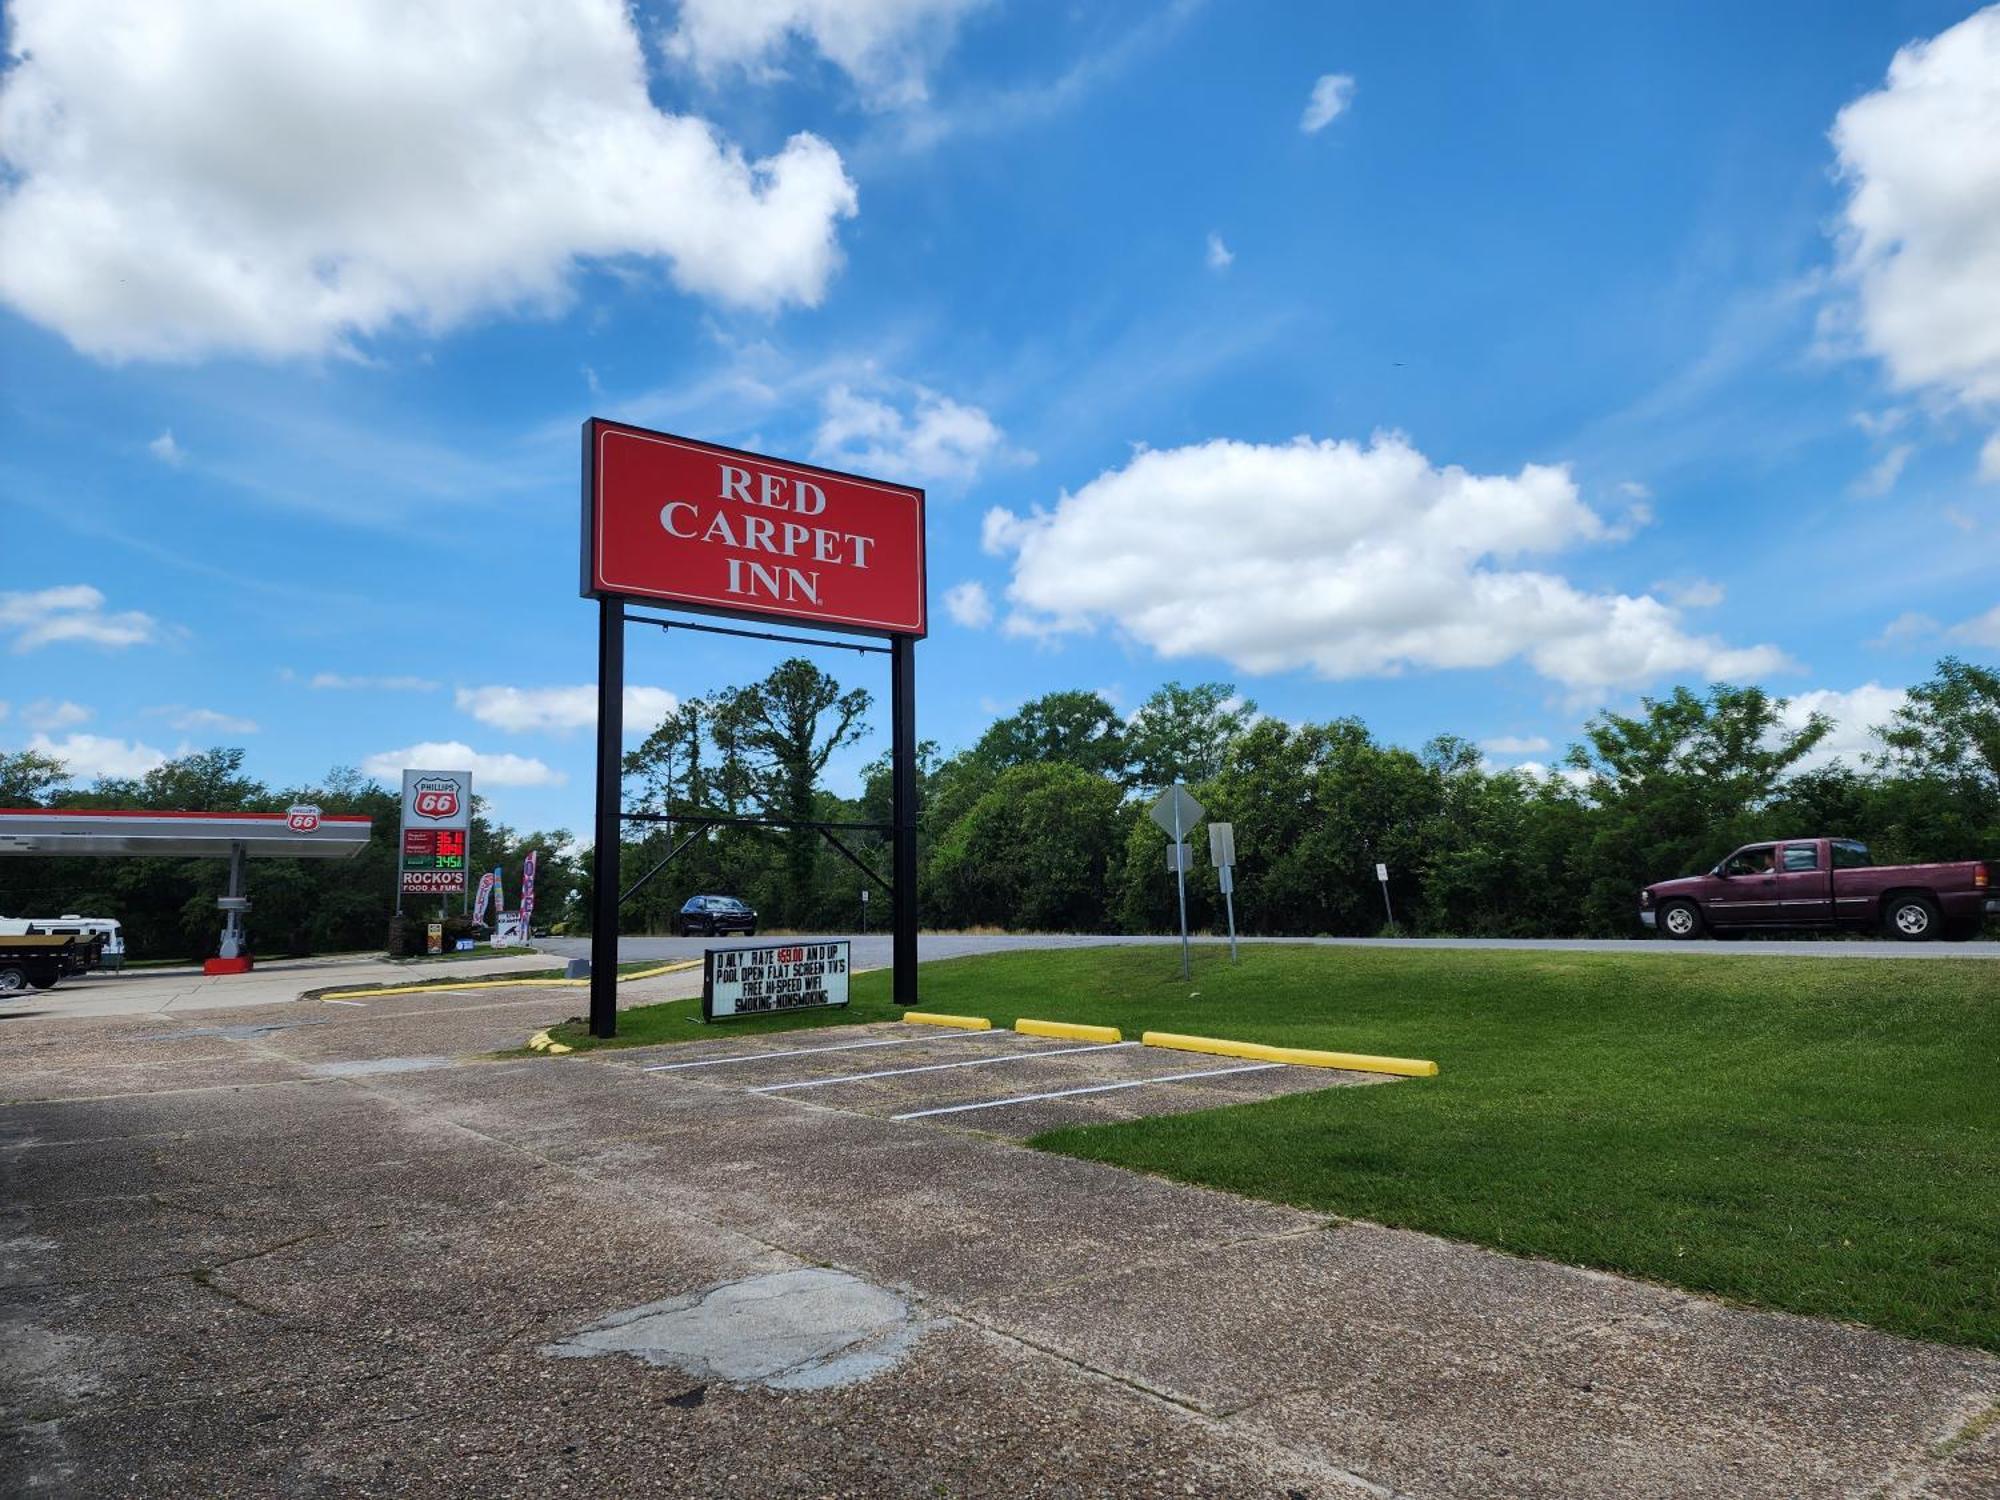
(574, 943), (2000, 1351)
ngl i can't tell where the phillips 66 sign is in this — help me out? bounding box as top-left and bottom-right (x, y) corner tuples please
(580, 419), (927, 638)
(399, 769), (471, 897)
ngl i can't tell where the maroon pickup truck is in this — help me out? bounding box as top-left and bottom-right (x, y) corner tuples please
(1640, 837), (1995, 941)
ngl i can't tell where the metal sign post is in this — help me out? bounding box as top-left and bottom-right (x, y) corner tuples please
(1149, 783), (1204, 981)
(1210, 821), (1238, 964)
(1376, 861), (1394, 929)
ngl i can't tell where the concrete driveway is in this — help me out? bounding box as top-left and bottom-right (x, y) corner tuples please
(3, 977), (1994, 1498)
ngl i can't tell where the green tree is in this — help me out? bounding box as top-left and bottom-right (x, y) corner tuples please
(1876, 656), (2000, 795)
(710, 658), (872, 922)
(970, 690), (1130, 780)
(0, 749), (69, 806)
(1126, 681), (1258, 790)
(926, 763), (1129, 930)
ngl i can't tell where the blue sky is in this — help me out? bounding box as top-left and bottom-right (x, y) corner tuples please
(3, 0), (1998, 836)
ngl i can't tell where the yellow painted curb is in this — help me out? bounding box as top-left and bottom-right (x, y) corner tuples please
(1141, 1031), (1438, 1078)
(620, 960), (703, 982)
(319, 958), (701, 1003)
(902, 1011), (992, 1031)
(1016, 1018), (1122, 1044)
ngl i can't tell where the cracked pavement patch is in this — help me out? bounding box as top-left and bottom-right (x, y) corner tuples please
(542, 1266), (932, 1391)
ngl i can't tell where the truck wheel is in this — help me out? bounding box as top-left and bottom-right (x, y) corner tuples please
(0, 966), (30, 995)
(1883, 894), (1941, 941)
(29, 975), (57, 990)
(1659, 901), (1703, 940)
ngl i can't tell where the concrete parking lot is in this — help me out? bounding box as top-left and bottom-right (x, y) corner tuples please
(4, 974), (1996, 1498)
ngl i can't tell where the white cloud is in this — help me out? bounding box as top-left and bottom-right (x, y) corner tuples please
(983, 432), (1790, 692)
(1948, 602), (2000, 647)
(454, 684), (677, 734)
(943, 580), (994, 629)
(1480, 734), (1551, 755)
(148, 429), (185, 465)
(1828, 9), (2000, 411)
(1776, 683), (1907, 772)
(1873, 610), (1939, 646)
(1300, 73), (1355, 133)
(164, 707), (259, 734)
(361, 741), (564, 788)
(0, 584), (161, 653)
(1205, 232), (1234, 271)
(1982, 432), (2000, 481)
(812, 382), (1014, 486)
(26, 732), (168, 780)
(1852, 442), (1914, 498)
(1852, 407), (1909, 439)
(309, 673), (440, 692)
(0, 0), (859, 362)
(1660, 578), (1725, 609)
(665, 0), (984, 106)
(22, 699), (91, 731)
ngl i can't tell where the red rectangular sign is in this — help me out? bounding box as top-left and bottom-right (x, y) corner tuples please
(581, 419), (926, 637)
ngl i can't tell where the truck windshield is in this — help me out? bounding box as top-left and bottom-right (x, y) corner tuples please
(1831, 840), (1872, 869)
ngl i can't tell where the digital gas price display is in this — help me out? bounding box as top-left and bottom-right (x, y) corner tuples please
(400, 828), (469, 895)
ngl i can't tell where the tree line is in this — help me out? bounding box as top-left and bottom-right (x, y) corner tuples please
(1, 656), (1995, 958)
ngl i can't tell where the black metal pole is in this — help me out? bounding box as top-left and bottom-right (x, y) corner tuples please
(589, 596), (624, 1038)
(890, 633), (918, 1006)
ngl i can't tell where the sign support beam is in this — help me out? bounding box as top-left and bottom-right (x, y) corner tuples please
(891, 631), (919, 1007)
(589, 595), (624, 1039)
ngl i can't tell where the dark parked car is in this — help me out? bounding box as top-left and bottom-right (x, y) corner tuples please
(678, 894), (758, 938)
(1640, 837), (1995, 941)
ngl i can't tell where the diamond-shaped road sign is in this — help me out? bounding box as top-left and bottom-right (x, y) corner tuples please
(1148, 784), (1205, 839)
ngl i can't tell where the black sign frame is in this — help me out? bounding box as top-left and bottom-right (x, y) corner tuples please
(583, 417), (923, 1039)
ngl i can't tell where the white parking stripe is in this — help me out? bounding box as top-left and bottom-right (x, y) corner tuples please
(891, 1062), (1284, 1121)
(750, 1041), (1135, 1093)
(641, 1030), (1004, 1073)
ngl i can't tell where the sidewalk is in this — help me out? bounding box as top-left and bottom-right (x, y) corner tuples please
(0, 950), (559, 1020)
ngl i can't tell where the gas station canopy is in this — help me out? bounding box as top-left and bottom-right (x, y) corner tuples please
(0, 809), (373, 859)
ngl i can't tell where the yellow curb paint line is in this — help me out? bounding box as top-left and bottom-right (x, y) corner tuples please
(902, 1011), (992, 1031)
(318, 958), (702, 1003)
(1141, 1031), (1438, 1078)
(320, 977), (582, 1001)
(619, 960), (703, 981)
(1015, 1018), (1123, 1044)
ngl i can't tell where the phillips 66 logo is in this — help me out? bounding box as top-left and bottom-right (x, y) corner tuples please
(412, 778), (461, 820)
(286, 803), (322, 833)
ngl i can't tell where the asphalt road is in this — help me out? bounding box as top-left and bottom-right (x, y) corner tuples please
(539, 931), (2000, 965)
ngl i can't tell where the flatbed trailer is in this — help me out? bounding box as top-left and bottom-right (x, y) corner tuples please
(0, 934), (87, 994)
